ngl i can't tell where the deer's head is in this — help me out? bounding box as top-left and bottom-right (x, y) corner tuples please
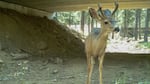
(89, 1), (119, 33)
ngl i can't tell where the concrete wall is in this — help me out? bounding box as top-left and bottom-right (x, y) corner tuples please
(0, 1), (53, 17)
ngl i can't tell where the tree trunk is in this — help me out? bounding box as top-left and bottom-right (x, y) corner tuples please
(138, 9), (142, 39)
(96, 20), (98, 28)
(124, 10), (128, 37)
(69, 12), (71, 27)
(144, 9), (150, 42)
(135, 9), (139, 40)
(81, 11), (85, 34)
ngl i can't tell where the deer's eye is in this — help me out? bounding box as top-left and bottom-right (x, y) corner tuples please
(104, 21), (109, 24)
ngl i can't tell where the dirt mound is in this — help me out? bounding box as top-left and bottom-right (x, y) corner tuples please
(0, 8), (85, 58)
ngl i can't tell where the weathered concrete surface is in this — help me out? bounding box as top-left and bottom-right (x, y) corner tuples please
(0, 1), (52, 17)
(1, 0), (150, 12)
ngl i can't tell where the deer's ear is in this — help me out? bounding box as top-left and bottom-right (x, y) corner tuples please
(89, 8), (101, 21)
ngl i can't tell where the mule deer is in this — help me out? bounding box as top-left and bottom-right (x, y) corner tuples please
(85, 1), (119, 84)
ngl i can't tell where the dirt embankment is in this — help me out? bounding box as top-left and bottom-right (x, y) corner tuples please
(0, 8), (85, 58)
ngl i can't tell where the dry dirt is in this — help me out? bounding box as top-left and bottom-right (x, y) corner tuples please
(0, 50), (150, 84)
(0, 8), (150, 84)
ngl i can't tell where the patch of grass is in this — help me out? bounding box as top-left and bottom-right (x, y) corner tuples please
(114, 77), (150, 84)
(113, 72), (127, 84)
(114, 77), (126, 84)
(139, 42), (150, 48)
(138, 81), (150, 84)
(113, 72), (150, 84)
(114, 76), (150, 84)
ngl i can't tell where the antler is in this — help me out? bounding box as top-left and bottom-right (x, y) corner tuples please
(89, 8), (101, 20)
(89, 3), (105, 20)
(111, 1), (119, 16)
(97, 3), (105, 17)
(89, 1), (119, 20)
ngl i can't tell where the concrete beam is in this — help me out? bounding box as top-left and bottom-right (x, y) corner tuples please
(0, 1), (52, 17)
(1, 0), (150, 12)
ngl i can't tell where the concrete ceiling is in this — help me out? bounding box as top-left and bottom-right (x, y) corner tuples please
(1, 0), (150, 12)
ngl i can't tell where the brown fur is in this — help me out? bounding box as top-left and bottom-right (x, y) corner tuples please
(85, 19), (113, 84)
(85, 1), (119, 84)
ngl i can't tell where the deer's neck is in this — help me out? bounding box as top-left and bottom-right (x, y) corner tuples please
(97, 29), (109, 42)
(93, 29), (109, 56)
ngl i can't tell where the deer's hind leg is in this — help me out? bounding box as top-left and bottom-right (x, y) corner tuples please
(86, 54), (95, 84)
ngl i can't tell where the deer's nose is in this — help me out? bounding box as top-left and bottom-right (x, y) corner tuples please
(113, 27), (120, 33)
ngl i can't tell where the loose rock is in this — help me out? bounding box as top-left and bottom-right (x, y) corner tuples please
(0, 59), (4, 64)
(52, 69), (58, 74)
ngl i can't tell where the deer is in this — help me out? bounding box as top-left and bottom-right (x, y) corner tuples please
(85, 1), (119, 84)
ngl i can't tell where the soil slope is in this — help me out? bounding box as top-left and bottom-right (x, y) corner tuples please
(0, 8), (85, 58)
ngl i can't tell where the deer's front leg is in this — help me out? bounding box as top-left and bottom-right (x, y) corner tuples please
(98, 54), (105, 84)
(86, 55), (95, 84)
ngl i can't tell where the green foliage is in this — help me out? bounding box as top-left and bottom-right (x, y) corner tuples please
(139, 42), (150, 48)
(138, 81), (150, 84)
(116, 9), (147, 28)
(124, 9), (136, 27)
(54, 9), (148, 28)
(56, 11), (81, 24)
